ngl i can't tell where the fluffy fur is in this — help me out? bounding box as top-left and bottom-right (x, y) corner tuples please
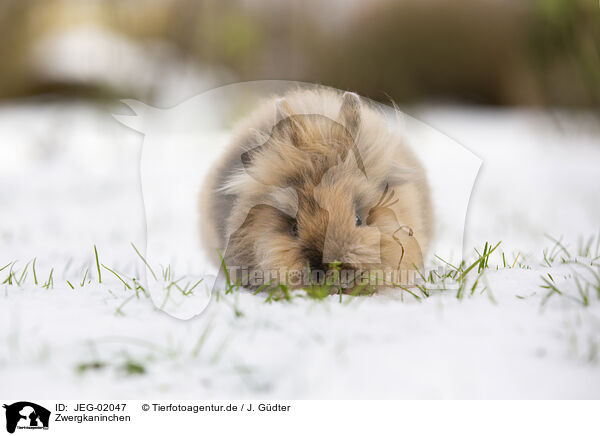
(199, 87), (432, 290)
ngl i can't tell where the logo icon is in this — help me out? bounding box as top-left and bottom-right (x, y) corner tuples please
(3, 402), (50, 434)
(114, 80), (481, 318)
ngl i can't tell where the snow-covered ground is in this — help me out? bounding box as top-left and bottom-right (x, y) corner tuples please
(1, 98), (599, 399)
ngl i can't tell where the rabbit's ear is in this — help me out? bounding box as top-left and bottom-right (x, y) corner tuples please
(274, 98), (305, 147)
(337, 92), (361, 140)
(275, 98), (294, 124)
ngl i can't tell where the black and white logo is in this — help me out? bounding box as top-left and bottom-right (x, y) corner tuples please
(3, 402), (50, 434)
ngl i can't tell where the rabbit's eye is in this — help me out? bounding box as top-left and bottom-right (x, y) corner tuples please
(290, 219), (299, 237)
(355, 214), (362, 226)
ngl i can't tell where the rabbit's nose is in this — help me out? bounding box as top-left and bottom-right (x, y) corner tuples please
(303, 245), (324, 271)
(307, 254), (323, 271)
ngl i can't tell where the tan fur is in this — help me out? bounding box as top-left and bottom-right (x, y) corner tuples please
(199, 87), (432, 290)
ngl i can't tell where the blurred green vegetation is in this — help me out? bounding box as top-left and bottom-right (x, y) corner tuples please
(0, 0), (598, 107)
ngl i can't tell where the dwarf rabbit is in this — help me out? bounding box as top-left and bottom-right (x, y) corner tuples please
(199, 87), (432, 291)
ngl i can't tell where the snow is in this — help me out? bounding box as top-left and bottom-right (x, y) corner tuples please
(30, 24), (232, 106)
(1, 96), (599, 399)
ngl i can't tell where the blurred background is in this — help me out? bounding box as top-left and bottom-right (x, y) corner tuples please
(0, 0), (598, 108)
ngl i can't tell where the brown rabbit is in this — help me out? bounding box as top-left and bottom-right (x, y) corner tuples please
(199, 87), (432, 291)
